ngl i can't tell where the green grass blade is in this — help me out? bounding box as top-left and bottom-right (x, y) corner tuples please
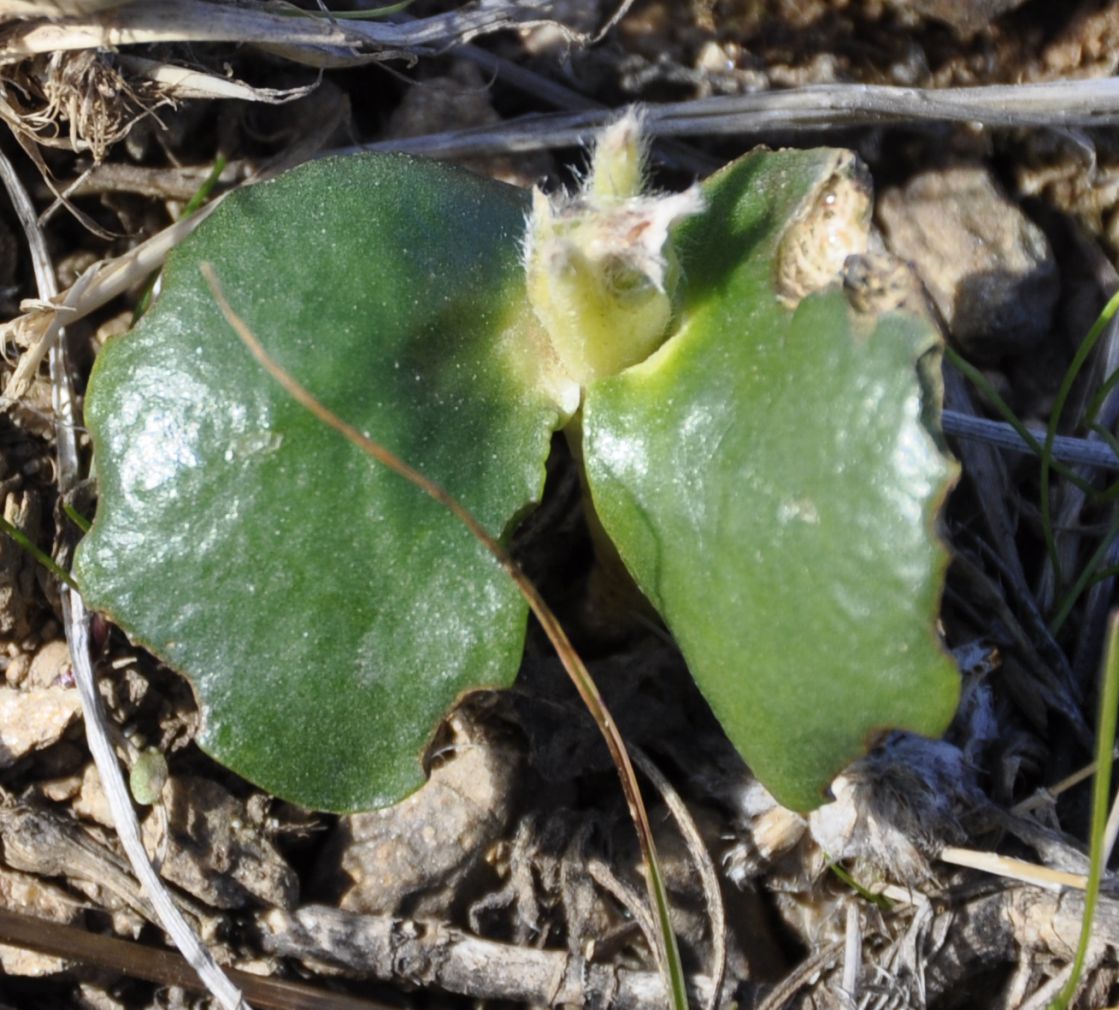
(179, 153), (228, 221)
(1083, 361), (1119, 431)
(62, 500), (92, 535)
(1050, 511), (1119, 635)
(1040, 289), (1119, 593)
(945, 347), (1093, 494)
(133, 154), (227, 324)
(0, 516), (78, 590)
(1048, 610), (1119, 1010)
(825, 857), (892, 910)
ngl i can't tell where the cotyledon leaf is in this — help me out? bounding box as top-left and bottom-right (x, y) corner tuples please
(582, 148), (960, 812)
(74, 154), (564, 812)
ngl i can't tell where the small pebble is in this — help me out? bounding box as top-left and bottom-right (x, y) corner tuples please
(878, 164), (1058, 359)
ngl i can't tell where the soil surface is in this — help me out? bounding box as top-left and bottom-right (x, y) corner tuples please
(0, 1), (1117, 1008)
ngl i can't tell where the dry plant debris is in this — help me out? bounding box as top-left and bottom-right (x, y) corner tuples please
(0, 1), (1115, 1009)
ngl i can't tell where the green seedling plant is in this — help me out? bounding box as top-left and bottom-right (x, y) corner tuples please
(73, 112), (959, 846)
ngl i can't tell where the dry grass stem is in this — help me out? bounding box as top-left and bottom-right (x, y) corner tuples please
(0, 1), (566, 67)
(632, 747), (727, 1010)
(938, 846), (1091, 891)
(118, 53), (319, 102)
(1, 200), (221, 398)
(355, 77), (1119, 159)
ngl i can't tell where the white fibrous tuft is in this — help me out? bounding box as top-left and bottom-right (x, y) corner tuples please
(725, 731), (983, 889)
(522, 107), (705, 387)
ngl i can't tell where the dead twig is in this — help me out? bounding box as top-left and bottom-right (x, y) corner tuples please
(354, 77), (1119, 159)
(0, 908), (386, 1010)
(260, 904), (715, 1010)
(941, 409), (1119, 474)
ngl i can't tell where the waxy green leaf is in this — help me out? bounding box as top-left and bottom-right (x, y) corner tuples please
(582, 148), (960, 811)
(74, 155), (561, 811)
